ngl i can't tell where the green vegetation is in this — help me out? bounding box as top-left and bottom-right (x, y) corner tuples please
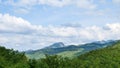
(26, 52), (45, 59)
(75, 41), (120, 68)
(57, 48), (84, 58)
(0, 46), (29, 68)
(0, 40), (120, 68)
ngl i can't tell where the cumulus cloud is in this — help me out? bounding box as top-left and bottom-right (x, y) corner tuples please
(0, 13), (120, 51)
(0, 13), (38, 34)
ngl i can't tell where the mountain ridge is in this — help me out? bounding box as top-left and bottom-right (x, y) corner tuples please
(25, 40), (118, 59)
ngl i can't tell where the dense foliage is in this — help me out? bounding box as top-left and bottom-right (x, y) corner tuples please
(0, 46), (29, 68)
(0, 40), (120, 68)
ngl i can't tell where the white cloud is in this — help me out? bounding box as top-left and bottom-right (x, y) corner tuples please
(106, 23), (120, 32)
(0, 13), (120, 51)
(1, 0), (119, 15)
(1, 0), (96, 9)
(50, 27), (78, 37)
(76, 0), (97, 9)
(112, 0), (120, 4)
(0, 13), (37, 34)
(38, 0), (72, 7)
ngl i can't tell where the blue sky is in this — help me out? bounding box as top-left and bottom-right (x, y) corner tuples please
(0, 0), (119, 26)
(0, 0), (120, 51)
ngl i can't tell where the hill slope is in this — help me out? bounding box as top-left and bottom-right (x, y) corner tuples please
(73, 40), (120, 67)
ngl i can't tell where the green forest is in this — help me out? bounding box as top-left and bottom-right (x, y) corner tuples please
(0, 40), (120, 68)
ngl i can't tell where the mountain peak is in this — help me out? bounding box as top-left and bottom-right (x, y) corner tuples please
(46, 42), (65, 49)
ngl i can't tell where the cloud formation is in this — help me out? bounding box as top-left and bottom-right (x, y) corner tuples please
(1, 0), (96, 9)
(0, 13), (37, 34)
(0, 13), (120, 51)
(112, 0), (120, 4)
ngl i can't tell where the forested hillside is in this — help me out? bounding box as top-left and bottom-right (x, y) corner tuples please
(0, 46), (29, 68)
(0, 40), (120, 68)
(74, 40), (120, 68)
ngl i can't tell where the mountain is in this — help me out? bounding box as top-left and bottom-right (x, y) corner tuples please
(0, 40), (120, 68)
(44, 42), (65, 49)
(25, 42), (65, 54)
(25, 40), (118, 59)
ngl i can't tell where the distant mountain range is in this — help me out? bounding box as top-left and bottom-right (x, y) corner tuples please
(25, 40), (118, 59)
